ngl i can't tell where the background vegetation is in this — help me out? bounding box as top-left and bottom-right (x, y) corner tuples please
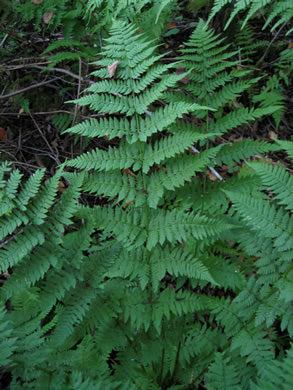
(0, 0), (293, 389)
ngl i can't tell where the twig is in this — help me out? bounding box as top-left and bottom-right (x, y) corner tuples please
(257, 21), (289, 66)
(0, 33), (9, 48)
(190, 146), (223, 181)
(0, 77), (62, 100)
(31, 65), (93, 84)
(6, 161), (41, 169)
(28, 110), (61, 165)
(72, 58), (82, 126)
(0, 110), (106, 119)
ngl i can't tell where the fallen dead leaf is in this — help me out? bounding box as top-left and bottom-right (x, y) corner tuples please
(34, 154), (45, 168)
(167, 22), (177, 29)
(58, 180), (66, 193)
(122, 168), (136, 178)
(0, 128), (7, 142)
(51, 138), (58, 148)
(206, 170), (218, 181)
(43, 11), (54, 24)
(108, 61), (120, 78)
(31, 0), (43, 3)
(269, 130), (278, 140)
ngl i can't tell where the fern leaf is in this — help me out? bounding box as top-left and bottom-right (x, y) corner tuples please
(215, 139), (277, 166)
(205, 352), (242, 390)
(150, 245), (217, 292)
(248, 161), (293, 211)
(147, 208), (230, 250)
(225, 191), (293, 251)
(0, 306), (17, 366)
(276, 140), (293, 160)
(82, 171), (146, 207)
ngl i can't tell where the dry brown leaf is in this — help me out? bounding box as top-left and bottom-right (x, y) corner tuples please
(58, 180), (66, 193)
(167, 22), (177, 29)
(122, 168), (136, 178)
(34, 154), (45, 168)
(43, 11), (54, 24)
(31, 0), (43, 3)
(206, 170), (217, 181)
(51, 138), (58, 148)
(0, 127), (8, 142)
(269, 130), (278, 140)
(108, 61), (120, 78)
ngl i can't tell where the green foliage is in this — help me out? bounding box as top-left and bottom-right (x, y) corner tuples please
(168, 19), (279, 146)
(209, 0), (293, 32)
(1, 2), (293, 388)
(251, 344), (293, 389)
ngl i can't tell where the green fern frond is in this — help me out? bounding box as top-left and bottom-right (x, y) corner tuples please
(215, 139), (277, 166)
(64, 102), (209, 143)
(146, 208), (230, 250)
(150, 245), (217, 292)
(83, 171), (146, 207)
(180, 20), (280, 144)
(225, 191), (293, 251)
(207, 0), (233, 24)
(209, 106), (281, 135)
(248, 161), (293, 211)
(251, 344), (293, 389)
(275, 140), (293, 160)
(46, 51), (89, 70)
(205, 352), (242, 390)
(0, 306), (17, 366)
(263, 0), (293, 32)
(52, 113), (73, 132)
(231, 326), (275, 371)
(209, 0), (293, 32)
(147, 146), (222, 206)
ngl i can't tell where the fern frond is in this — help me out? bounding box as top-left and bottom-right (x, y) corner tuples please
(0, 306), (17, 366)
(209, 0), (293, 32)
(248, 161), (293, 211)
(150, 245), (217, 292)
(215, 139), (277, 166)
(64, 102), (207, 143)
(231, 326), (275, 371)
(251, 344), (293, 389)
(205, 352), (242, 390)
(209, 106), (281, 135)
(146, 208), (230, 250)
(276, 140), (293, 160)
(225, 191), (293, 251)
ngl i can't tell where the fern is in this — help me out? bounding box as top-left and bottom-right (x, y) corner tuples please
(2, 5), (293, 388)
(251, 344), (293, 389)
(0, 306), (17, 367)
(178, 19), (279, 148)
(204, 352), (242, 390)
(209, 0), (293, 32)
(60, 20), (238, 387)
